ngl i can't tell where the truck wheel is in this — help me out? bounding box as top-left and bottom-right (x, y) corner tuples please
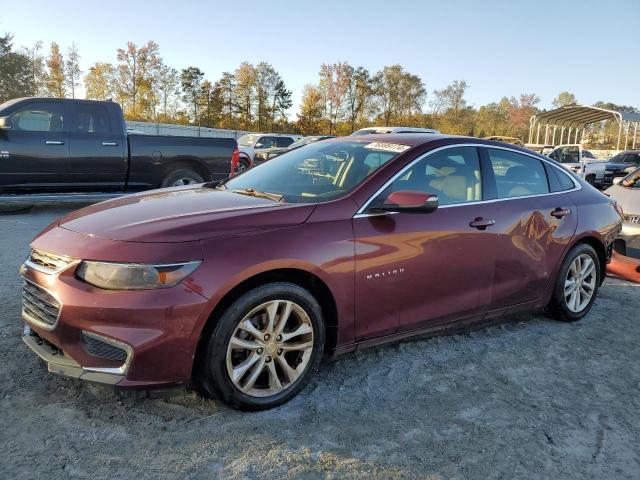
(199, 282), (325, 410)
(161, 169), (204, 188)
(585, 174), (596, 185)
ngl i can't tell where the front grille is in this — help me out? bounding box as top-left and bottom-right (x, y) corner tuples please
(624, 214), (640, 225)
(82, 333), (128, 362)
(22, 279), (61, 327)
(27, 249), (74, 274)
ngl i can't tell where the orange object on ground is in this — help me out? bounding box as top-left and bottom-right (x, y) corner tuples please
(607, 251), (640, 284)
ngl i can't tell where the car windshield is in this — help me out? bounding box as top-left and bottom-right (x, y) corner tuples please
(221, 140), (407, 203)
(289, 136), (326, 149)
(237, 134), (262, 147)
(621, 169), (640, 188)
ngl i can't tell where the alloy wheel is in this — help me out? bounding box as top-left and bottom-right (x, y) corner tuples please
(226, 300), (314, 397)
(564, 254), (596, 312)
(171, 177), (198, 186)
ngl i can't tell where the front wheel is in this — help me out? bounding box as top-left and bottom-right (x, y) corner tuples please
(545, 243), (601, 322)
(199, 283), (325, 410)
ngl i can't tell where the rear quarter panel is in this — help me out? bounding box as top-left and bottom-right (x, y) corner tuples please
(127, 135), (237, 188)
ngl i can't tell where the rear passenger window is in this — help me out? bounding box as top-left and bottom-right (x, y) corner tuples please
(276, 137), (294, 147)
(487, 149), (549, 198)
(73, 104), (113, 134)
(385, 146), (482, 206)
(546, 164), (576, 192)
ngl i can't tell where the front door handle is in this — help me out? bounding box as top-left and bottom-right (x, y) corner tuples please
(551, 207), (571, 218)
(469, 217), (495, 230)
(45, 140), (64, 145)
(101, 141), (118, 146)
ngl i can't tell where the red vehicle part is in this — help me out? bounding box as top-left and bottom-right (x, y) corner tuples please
(607, 251), (640, 283)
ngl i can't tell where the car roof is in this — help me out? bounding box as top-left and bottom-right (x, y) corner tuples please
(324, 133), (523, 149)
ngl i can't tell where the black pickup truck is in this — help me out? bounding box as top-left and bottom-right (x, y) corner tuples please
(0, 98), (238, 194)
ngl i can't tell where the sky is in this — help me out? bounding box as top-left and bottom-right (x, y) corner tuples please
(3, 0), (639, 116)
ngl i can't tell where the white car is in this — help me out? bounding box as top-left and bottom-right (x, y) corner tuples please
(236, 133), (302, 172)
(605, 169), (640, 258)
(351, 126), (440, 135)
(546, 144), (606, 186)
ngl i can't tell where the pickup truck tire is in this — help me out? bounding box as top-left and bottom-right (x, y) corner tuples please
(160, 168), (205, 187)
(585, 174), (596, 185)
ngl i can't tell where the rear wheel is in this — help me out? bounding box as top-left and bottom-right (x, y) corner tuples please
(235, 158), (250, 173)
(199, 282), (325, 410)
(546, 243), (601, 322)
(585, 174), (596, 186)
(160, 168), (205, 188)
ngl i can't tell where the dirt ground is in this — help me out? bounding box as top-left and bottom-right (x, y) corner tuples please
(1, 205), (639, 479)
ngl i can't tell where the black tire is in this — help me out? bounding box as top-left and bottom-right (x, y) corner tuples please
(545, 243), (601, 322)
(199, 282), (325, 411)
(160, 168), (205, 188)
(585, 174), (596, 186)
(235, 157), (250, 173)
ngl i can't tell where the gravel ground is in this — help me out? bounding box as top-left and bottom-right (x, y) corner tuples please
(1, 204), (639, 480)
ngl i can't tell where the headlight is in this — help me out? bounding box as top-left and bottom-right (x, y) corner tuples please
(76, 260), (201, 290)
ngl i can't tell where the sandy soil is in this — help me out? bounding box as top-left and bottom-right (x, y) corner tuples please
(1, 205), (639, 479)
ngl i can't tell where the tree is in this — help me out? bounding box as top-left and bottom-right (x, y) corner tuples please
(0, 34), (32, 102)
(319, 62), (351, 134)
(198, 79), (223, 128)
(115, 41), (161, 118)
(552, 91), (577, 108)
(156, 65), (179, 120)
(44, 42), (66, 97)
(84, 62), (116, 101)
(271, 76), (292, 131)
(180, 66), (204, 124)
(65, 42), (81, 99)
(217, 72), (237, 129)
(234, 62), (257, 130)
(372, 65), (426, 125)
(254, 62), (277, 131)
(430, 81), (474, 135)
(297, 84), (324, 135)
(343, 66), (372, 133)
(21, 40), (44, 96)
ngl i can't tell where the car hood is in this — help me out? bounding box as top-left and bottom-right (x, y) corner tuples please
(58, 186), (316, 242)
(605, 162), (633, 171)
(605, 185), (640, 213)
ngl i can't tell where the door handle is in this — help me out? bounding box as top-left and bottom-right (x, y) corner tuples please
(45, 140), (64, 145)
(469, 217), (495, 230)
(551, 207), (571, 218)
(101, 141), (118, 146)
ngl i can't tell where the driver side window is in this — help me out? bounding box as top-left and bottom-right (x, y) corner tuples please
(385, 146), (482, 206)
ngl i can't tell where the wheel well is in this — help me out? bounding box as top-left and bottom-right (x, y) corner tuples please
(162, 159), (211, 184)
(574, 236), (607, 281)
(193, 269), (339, 378)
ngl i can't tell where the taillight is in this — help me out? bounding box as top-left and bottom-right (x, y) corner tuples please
(613, 201), (624, 218)
(229, 148), (240, 177)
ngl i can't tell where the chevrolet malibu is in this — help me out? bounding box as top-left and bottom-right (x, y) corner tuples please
(21, 135), (623, 410)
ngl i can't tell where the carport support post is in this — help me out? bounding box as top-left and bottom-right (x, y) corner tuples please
(560, 126), (565, 144)
(633, 123), (637, 149)
(544, 125), (549, 144)
(617, 121), (622, 150)
(552, 126), (557, 145)
(536, 123), (541, 144)
(624, 122), (629, 150)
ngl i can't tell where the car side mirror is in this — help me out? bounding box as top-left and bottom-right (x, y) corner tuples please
(613, 177), (624, 185)
(255, 143), (263, 148)
(380, 190), (439, 213)
(0, 116), (11, 129)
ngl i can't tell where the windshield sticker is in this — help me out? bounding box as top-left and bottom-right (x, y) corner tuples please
(364, 142), (411, 153)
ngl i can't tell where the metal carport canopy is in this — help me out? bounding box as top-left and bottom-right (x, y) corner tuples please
(529, 104), (640, 150)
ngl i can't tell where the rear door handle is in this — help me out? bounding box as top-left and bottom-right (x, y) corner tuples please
(551, 207), (571, 218)
(45, 140), (64, 145)
(101, 141), (118, 146)
(469, 217), (495, 230)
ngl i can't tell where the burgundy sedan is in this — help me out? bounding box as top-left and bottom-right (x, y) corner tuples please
(20, 135), (622, 410)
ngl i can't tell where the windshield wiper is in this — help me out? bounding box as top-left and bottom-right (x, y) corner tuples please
(231, 188), (284, 202)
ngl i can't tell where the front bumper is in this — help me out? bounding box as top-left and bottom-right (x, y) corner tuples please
(20, 253), (211, 389)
